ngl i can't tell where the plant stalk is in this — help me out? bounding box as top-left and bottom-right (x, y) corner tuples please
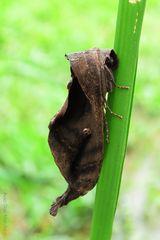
(90, 0), (146, 239)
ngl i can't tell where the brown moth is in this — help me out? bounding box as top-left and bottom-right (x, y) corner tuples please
(48, 48), (119, 216)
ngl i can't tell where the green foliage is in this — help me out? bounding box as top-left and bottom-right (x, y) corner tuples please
(0, 0), (159, 239)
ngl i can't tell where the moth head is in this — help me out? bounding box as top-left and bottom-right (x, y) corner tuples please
(105, 49), (118, 71)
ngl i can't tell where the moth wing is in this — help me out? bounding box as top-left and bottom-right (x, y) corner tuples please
(48, 73), (93, 184)
(64, 49), (106, 191)
(66, 49), (102, 102)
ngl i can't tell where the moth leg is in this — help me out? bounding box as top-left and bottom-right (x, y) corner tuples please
(104, 116), (109, 143)
(105, 102), (122, 119)
(116, 85), (129, 89)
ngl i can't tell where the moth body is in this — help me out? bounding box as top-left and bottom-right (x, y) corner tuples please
(48, 48), (118, 216)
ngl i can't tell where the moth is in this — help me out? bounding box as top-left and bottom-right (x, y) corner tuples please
(48, 48), (123, 216)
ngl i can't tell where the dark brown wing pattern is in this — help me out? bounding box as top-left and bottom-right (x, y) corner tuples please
(48, 48), (118, 216)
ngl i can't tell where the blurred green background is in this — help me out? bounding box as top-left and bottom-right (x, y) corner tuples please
(0, 0), (160, 239)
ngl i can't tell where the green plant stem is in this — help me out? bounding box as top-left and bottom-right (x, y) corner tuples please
(90, 0), (146, 239)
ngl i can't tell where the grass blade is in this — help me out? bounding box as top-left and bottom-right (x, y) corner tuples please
(90, 0), (146, 239)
